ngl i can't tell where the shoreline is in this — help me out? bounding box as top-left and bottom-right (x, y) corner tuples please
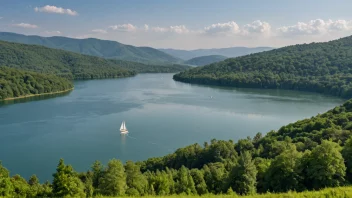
(2, 88), (74, 101)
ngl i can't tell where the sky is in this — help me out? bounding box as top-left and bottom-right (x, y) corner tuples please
(1, 0), (352, 50)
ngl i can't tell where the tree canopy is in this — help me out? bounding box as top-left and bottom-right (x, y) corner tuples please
(0, 66), (73, 100)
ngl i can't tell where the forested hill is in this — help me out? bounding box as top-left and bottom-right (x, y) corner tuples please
(0, 32), (182, 64)
(0, 67), (73, 100)
(0, 40), (136, 79)
(184, 55), (227, 66)
(174, 36), (352, 98)
(1, 98), (352, 197)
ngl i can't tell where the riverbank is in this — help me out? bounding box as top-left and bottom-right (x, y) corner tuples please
(1, 88), (74, 101)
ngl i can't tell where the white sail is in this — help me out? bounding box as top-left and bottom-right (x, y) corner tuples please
(120, 122), (124, 130)
(123, 121), (127, 130)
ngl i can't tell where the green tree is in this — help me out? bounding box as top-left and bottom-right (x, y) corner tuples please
(28, 175), (44, 198)
(306, 140), (346, 189)
(229, 151), (257, 195)
(125, 160), (148, 196)
(11, 174), (30, 197)
(98, 159), (126, 196)
(342, 136), (352, 181)
(0, 161), (14, 197)
(52, 158), (86, 197)
(190, 169), (208, 195)
(265, 144), (302, 192)
(91, 160), (104, 189)
(176, 166), (197, 195)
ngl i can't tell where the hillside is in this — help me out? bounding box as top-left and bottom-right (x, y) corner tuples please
(0, 40), (136, 79)
(0, 67), (73, 100)
(174, 36), (352, 98)
(0, 32), (182, 64)
(184, 55), (227, 66)
(2, 98), (352, 197)
(159, 47), (273, 60)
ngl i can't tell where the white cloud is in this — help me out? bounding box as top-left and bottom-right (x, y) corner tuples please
(149, 25), (190, 34)
(278, 19), (352, 36)
(203, 21), (240, 35)
(92, 29), (107, 34)
(109, 24), (137, 32)
(34, 5), (78, 16)
(151, 26), (168, 33)
(169, 25), (189, 34)
(144, 24), (149, 31)
(43, 30), (62, 35)
(243, 20), (271, 34)
(13, 23), (38, 28)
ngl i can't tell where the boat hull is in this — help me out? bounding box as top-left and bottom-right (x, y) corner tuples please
(120, 130), (128, 134)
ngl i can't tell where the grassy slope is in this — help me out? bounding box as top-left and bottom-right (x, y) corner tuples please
(0, 32), (183, 64)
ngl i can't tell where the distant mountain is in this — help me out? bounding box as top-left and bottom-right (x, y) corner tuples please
(0, 32), (182, 64)
(184, 55), (227, 66)
(159, 47), (274, 60)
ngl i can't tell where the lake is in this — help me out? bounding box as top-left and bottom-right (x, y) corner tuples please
(0, 73), (343, 181)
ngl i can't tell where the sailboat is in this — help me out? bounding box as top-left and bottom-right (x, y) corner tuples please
(120, 121), (128, 134)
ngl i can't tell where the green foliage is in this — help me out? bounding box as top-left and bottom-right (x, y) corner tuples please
(0, 32), (183, 64)
(125, 161), (148, 196)
(11, 174), (30, 197)
(342, 136), (352, 180)
(174, 36), (352, 98)
(229, 151), (257, 195)
(190, 169), (208, 195)
(98, 159), (126, 196)
(0, 161), (14, 197)
(52, 158), (86, 197)
(265, 144), (302, 192)
(304, 140), (346, 189)
(0, 66), (73, 100)
(175, 166), (197, 195)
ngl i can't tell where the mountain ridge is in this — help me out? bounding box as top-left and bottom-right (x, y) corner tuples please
(0, 32), (183, 64)
(159, 46), (274, 60)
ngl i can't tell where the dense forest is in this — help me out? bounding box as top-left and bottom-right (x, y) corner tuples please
(2, 99), (352, 197)
(184, 55), (227, 66)
(0, 67), (73, 100)
(0, 32), (183, 64)
(174, 35), (352, 98)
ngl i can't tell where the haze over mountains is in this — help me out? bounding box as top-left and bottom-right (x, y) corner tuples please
(159, 47), (274, 60)
(0, 32), (274, 67)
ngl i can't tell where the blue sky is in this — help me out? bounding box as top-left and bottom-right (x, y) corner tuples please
(1, 0), (352, 49)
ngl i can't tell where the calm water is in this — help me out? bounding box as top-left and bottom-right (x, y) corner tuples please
(0, 74), (343, 181)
